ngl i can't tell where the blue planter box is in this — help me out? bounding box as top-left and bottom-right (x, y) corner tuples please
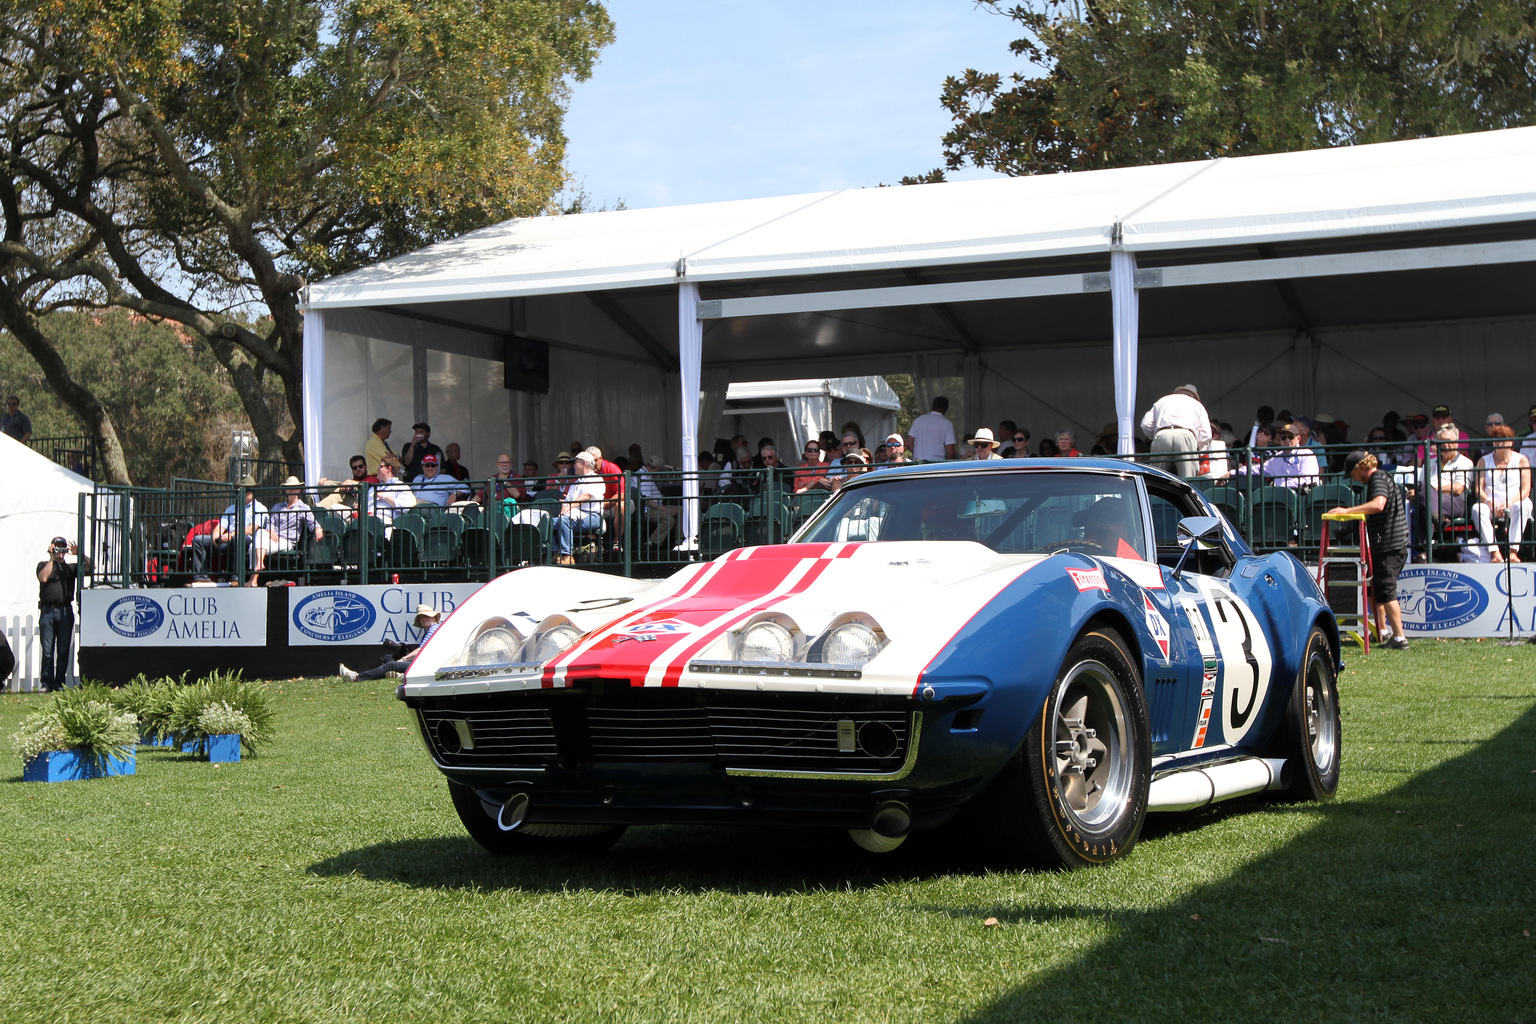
(206, 734), (242, 763)
(139, 732), (174, 748)
(23, 748), (136, 783)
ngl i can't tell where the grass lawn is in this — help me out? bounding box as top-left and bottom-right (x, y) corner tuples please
(3, 640), (1534, 1023)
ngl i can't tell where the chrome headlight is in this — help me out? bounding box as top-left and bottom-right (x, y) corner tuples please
(736, 620), (796, 663)
(816, 622), (883, 667)
(466, 627), (522, 666)
(524, 623), (583, 663)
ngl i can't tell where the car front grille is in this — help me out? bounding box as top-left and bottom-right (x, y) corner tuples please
(414, 687), (912, 773)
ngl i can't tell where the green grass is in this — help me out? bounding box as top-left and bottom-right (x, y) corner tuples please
(3, 641), (1534, 1023)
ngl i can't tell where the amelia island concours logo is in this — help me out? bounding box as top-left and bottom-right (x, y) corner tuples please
(106, 595), (165, 638)
(1397, 568), (1490, 631)
(292, 589), (377, 642)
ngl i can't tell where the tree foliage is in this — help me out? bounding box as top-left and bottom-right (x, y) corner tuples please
(1, 311), (264, 485)
(912, 0), (1536, 179)
(0, 0), (613, 480)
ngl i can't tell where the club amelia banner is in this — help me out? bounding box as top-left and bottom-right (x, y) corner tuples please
(1398, 564), (1536, 638)
(82, 589), (268, 647)
(288, 583), (486, 646)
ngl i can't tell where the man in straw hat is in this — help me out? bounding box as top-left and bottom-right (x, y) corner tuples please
(966, 427), (1005, 460)
(1139, 383), (1212, 478)
(339, 605), (444, 681)
(193, 474), (267, 583)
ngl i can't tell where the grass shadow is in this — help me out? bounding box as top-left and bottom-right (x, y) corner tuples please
(951, 702), (1536, 1023)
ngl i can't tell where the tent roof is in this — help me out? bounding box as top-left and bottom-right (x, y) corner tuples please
(307, 128), (1536, 310)
(724, 376), (901, 410)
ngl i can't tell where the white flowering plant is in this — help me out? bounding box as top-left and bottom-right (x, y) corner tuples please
(196, 701), (254, 738)
(10, 690), (138, 768)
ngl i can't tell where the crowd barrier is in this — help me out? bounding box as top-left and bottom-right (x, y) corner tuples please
(73, 438), (1532, 599)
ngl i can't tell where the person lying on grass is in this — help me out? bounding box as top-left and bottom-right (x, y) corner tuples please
(339, 605), (442, 681)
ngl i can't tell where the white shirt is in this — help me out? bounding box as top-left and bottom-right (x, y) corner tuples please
(909, 411), (955, 461)
(369, 481), (417, 521)
(219, 499), (268, 535)
(562, 475), (605, 514)
(1261, 449), (1321, 488)
(1139, 392), (1212, 444)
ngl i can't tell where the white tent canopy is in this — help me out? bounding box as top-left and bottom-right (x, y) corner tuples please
(303, 127), (1536, 484)
(0, 436), (94, 686)
(718, 376), (900, 458)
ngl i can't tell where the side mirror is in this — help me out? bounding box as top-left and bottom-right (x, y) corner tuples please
(1172, 516), (1224, 579)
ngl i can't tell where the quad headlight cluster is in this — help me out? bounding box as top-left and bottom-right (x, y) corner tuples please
(732, 615), (888, 669)
(456, 617), (585, 671)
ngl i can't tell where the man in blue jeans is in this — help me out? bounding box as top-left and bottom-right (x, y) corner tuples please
(36, 536), (91, 691)
(551, 450), (606, 565)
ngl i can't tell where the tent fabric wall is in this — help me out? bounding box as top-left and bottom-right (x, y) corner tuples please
(0, 436), (94, 685)
(526, 344), (675, 469)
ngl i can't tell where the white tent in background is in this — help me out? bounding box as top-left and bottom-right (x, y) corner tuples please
(0, 435), (94, 688)
(717, 376), (900, 457)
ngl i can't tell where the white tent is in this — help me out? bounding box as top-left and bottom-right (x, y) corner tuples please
(0, 435), (94, 688)
(303, 127), (1536, 536)
(717, 376), (900, 457)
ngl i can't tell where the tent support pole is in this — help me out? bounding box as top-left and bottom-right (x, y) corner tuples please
(678, 282), (702, 548)
(1111, 248), (1140, 455)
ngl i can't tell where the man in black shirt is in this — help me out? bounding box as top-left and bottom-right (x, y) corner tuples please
(36, 536), (92, 691)
(1330, 451), (1410, 650)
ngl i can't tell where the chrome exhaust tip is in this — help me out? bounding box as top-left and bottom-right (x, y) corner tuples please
(870, 800), (912, 839)
(497, 792), (531, 831)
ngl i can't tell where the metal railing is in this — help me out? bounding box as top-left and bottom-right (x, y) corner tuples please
(28, 434), (98, 479)
(77, 441), (1532, 591)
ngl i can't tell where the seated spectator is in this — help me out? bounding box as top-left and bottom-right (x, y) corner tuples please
(193, 475), (266, 583)
(996, 420), (1019, 456)
(793, 441), (829, 491)
(695, 450), (723, 494)
(1056, 429), (1082, 458)
(339, 606), (442, 681)
(881, 433), (914, 466)
(549, 451), (574, 483)
(636, 454), (679, 545)
(1470, 424), (1532, 563)
(318, 455), (375, 508)
(1091, 422), (1117, 457)
(967, 428), (1003, 460)
(486, 454), (518, 503)
(586, 447), (626, 542)
(441, 443), (471, 481)
(412, 454), (467, 506)
(719, 446), (758, 495)
(255, 476), (324, 585)
(1262, 423), (1320, 489)
(1038, 438), (1060, 458)
(1421, 424), (1473, 525)
(817, 431), (839, 463)
(401, 422), (443, 480)
(1005, 428), (1031, 458)
(833, 450), (869, 489)
(552, 450), (605, 565)
(365, 418), (404, 475)
(369, 461), (417, 524)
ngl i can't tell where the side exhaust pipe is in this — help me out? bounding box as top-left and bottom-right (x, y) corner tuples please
(1147, 757), (1289, 812)
(497, 792), (531, 831)
(849, 800), (912, 853)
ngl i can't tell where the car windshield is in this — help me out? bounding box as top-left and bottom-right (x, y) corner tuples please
(796, 469), (1149, 559)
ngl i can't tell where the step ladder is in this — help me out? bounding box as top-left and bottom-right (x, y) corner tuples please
(1318, 511), (1372, 653)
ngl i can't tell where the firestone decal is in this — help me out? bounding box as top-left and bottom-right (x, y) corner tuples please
(1067, 567), (1109, 592)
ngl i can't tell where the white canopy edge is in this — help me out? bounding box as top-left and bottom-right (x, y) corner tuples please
(724, 376), (901, 410)
(306, 128), (1536, 310)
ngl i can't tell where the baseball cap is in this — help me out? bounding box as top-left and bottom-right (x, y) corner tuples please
(885, 432), (904, 445)
(1342, 450), (1371, 475)
(50, 536), (69, 548)
(1432, 404), (1452, 417)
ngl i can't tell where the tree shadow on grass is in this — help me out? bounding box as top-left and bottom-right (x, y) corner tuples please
(948, 702), (1536, 1024)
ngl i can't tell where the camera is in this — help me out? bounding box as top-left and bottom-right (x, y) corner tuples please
(51, 540), (68, 552)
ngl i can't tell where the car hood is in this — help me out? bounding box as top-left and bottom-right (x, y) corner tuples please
(406, 541), (1123, 695)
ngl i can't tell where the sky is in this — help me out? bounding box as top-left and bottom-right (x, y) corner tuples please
(562, 1), (1017, 210)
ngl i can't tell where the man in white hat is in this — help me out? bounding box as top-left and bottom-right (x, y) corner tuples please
(255, 477), (325, 587)
(966, 427), (1004, 460)
(552, 450), (606, 564)
(1139, 384), (1212, 478)
(340, 604), (443, 681)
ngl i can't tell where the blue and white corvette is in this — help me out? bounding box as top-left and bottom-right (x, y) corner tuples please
(399, 459), (1342, 868)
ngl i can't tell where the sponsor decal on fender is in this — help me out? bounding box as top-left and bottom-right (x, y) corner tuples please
(1067, 567), (1109, 592)
(1142, 594), (1172, 662)
(1192, 671), (1217, 748)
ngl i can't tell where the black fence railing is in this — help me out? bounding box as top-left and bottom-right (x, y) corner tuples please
(29, 434), (98, 479)
(78, 440), (1532, 591)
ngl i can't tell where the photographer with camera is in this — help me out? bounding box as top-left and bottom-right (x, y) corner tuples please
(36, 536), (91, 692)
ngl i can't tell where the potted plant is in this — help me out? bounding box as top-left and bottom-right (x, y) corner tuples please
(112, 675), (181, 748)
(167, 671), (275, 761)
(12, 688), (138, 782)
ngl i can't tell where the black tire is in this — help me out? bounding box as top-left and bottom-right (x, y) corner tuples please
(975, 628), (1151, 868)
(1274, 626), (1341, 802)
(447, 781), (628, 855)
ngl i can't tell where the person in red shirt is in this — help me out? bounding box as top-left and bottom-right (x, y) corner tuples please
(584, 447), (626, 546)
(793, 441), (830, 492)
